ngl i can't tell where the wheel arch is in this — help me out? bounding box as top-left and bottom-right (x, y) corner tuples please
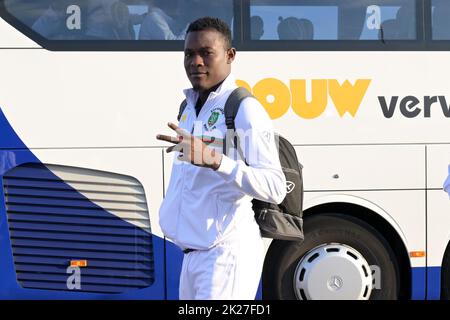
(440, 240), (450, 299)
(263, 196), (411, 299)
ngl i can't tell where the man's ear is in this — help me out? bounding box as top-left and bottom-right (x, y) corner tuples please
(227, 48), (236, 64)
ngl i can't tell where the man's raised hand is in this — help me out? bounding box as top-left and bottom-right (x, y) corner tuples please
(156, 122), (222, 170)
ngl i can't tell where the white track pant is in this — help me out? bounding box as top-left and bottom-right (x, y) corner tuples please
(179, 225), (265, 300)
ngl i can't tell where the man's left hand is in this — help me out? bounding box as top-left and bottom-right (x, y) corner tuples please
(156, 122), (222, 170)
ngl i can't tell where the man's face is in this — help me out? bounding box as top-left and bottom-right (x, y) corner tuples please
(184, 29), (235, 92)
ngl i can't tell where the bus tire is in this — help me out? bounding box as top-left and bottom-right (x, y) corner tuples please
(262, 213), (400, 300)
(440, 244), (450, 299)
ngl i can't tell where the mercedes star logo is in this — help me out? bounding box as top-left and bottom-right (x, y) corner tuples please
(327, 276), (343, 291)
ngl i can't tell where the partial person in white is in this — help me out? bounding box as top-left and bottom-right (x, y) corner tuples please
(444, 164), (450, 198)
(139, 0), (186, 40)
(156, 17), (286, 299)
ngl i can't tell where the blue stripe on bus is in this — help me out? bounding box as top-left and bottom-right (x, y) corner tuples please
(427, 267), (441, 300)
(0, 107), (166, 299)
(411, 267), (426, 300)
(165, 240), (184, 300)
(0, 108), (26, 149)
(410, 267), (444, 300)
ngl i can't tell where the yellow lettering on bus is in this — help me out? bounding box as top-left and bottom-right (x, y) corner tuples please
(253, 78), (291, 119)
(291, 79), (328, 119)
(249, 78), (291, 119)
(329, 79), (371, 117)
(236, 78), (371, 119)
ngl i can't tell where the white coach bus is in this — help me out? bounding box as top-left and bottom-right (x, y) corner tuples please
(0, 0), (449, 300)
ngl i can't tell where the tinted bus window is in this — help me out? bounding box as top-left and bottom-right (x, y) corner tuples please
(432, 0), (450, 40)
(3, 0), (234, 40)
(249, 0), (417, 41)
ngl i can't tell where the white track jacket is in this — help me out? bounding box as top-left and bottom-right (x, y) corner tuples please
(159, 75), (286, 250)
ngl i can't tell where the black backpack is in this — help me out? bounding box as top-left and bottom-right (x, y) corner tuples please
(178, 87), (304, 242)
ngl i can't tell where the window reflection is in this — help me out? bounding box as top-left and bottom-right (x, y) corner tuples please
(249, 0), (416, 41)
(4, 0), (234, 40)
(432, 0), (450, 40)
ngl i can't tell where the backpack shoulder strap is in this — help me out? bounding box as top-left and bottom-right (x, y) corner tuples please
(223, 87), (254, 157)
(177, 99), (187, 122)
(224, 87), (254, 130)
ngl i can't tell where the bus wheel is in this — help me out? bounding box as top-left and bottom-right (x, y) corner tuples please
(262, 213), (400, 300)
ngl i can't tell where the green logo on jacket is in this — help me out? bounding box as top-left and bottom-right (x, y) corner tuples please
(208, 111), (220, 127)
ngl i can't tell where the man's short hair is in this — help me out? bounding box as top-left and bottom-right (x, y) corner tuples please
(186, 17), (232, 49)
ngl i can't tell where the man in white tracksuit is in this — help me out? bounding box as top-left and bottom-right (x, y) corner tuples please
(157, 17), (286, 300)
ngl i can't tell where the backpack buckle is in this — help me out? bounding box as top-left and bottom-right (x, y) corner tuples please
(225, 116), (235, 129)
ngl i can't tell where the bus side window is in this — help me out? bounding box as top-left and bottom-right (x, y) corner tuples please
(3, 0), (235, 42)
(277, 17), (314, 40)
(31, 0), (89, 40)
(379, 19), (399, 40)
(137, 0), (235, 41)
(248, 0), (417, 41)
(6, 0), (138, 40)
(395, 5), (415, 39)
(85, 0), (135, 40)
(249, 0), (336, 40)
(360, 1), (416, 40)
(432, 0), (450, 40)
(378, 5), (416, 41)
(251, 15), (264, 40)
